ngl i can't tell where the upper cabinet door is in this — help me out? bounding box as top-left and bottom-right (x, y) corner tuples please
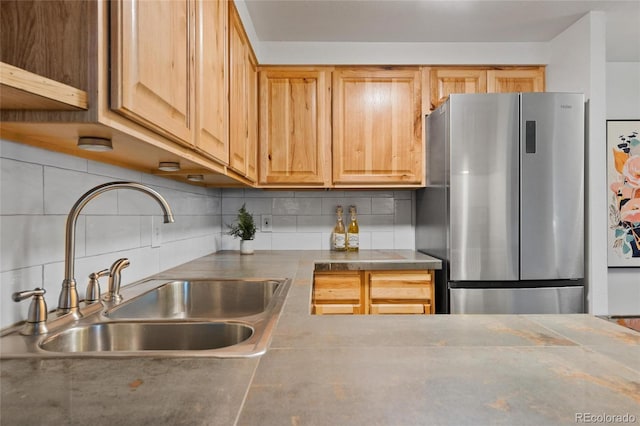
(111, 0), (193, 145)
(246, 55), (258, 182)
(259, 68), (332, 186)
(333, 68), (424, 186)
(487, 68), (545, 93)
(228, 5), (247, 176)
(194, 0), (228, 163)
(430, 68), (487, 110)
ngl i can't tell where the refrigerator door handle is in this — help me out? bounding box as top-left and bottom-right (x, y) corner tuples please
(525, 120), (536, 153)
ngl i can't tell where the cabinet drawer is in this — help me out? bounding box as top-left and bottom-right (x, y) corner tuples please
(369, 272), (432, 301)
(314, 304), (361, 315)
(313, 273), (361, 302)
(370, 303), (430, 315)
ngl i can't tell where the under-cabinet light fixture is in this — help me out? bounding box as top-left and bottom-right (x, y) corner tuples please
(77, 137), (113, 152)
(158, 161), (181, 172)
(187, 174), (204, 182)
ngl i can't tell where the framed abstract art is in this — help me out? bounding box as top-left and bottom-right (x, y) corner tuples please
(607, 119), (640, 267)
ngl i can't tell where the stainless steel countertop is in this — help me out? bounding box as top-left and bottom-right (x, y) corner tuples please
(1, 250), (638, 426)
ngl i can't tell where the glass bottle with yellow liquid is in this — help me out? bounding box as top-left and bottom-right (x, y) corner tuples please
(332, 205), (346, 251)
(347, 205), (359, 252)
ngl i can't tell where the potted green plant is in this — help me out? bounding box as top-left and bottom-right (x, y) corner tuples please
(227, 204), (256, 254)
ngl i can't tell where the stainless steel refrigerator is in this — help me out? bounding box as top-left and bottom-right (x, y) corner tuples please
(416, 93), (585, 314)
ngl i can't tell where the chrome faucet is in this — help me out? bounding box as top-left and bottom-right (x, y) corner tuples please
(57, 182), (174, 317)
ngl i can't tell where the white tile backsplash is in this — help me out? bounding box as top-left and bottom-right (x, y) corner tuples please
(0, 158), (44, 215)
(272, 198), (322, 215)
(2, 139), (418, 329)
(1, 140), (222, 329)
(222, 187), (416, 251)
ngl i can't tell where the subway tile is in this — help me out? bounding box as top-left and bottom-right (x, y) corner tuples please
(158, 235), (216, 270)
(320, 232), (332, 251)
(394, 225), (415, 249)
(272, 198), (322, 216)
(221, 234), (238, 251)
(1, 215), (83, 271)
(117, 186), (169, 216)
(320, 198), (372, 215)
(44, 168), (118, 215)
(272, 216), (297, 233)
(222, 197), (245, 215)
(394, 190), (414, 200)
(87, 160), (143, 182)
(206, 188), (222, 198)
(295, 190), (341, 198)
(85, 215), (141, 256)
(344, 190), (394, 198)
(139, 173), (204, 193)
(245, 189), (295, 198)
(1, 158), (44, 215)
(0, 266), (43, 328)
(222, 189), (245, 198)
(371, 197), (395, 214)
(0, 139), (87, 172)
(162, 215), (217, 243)
(357, 232), (372, 250)
(272, 232), (322, 250)
(371, 232), (395, 249)
(140, 216), (152, 247)
(244, 198), (273, 215)
(394, 199), (413, 226)
(359, 214), (394, 232)
(296, 215), (333, 233)
(253, 233), (273, 250)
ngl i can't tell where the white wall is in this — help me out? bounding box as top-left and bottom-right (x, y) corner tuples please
(546, 11), (608, 314)
(220, 189), (415, 251)
(606, 62), (640, 315)
(0, 140), (222, 329)
(232, 0), (549, 66)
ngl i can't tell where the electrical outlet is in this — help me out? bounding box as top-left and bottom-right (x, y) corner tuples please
(261, 215), (272, 232)
(151, 216), (162, 248)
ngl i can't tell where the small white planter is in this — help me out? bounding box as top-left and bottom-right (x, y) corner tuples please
(240, 239), (254, 255)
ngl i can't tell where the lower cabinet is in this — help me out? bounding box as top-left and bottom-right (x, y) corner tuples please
(313, 270), (434, 315)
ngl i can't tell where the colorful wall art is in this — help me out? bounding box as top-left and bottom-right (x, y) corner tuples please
(607, 119), (640, 267)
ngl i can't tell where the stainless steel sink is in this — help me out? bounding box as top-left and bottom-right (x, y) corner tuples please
(107, 279), (281, 320)
(0, 277), (291, 358)
(40, 322), (253, 353)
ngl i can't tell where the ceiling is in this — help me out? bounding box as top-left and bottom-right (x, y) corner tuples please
(243, 0), (640, 62)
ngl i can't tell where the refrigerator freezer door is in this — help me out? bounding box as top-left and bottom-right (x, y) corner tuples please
(520, 93), (584, 280)
(449, 94), (520, 281)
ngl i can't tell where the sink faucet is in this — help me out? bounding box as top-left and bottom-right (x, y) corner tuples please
(57, 181), (174, 317)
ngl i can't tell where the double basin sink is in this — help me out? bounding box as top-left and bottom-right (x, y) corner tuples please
(1, 278), (291, 358)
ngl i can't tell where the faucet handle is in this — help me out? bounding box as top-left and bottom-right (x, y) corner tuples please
(103, 258), (130, 303)
(12, 288), (48, 335)
(85, 269), (109, 304)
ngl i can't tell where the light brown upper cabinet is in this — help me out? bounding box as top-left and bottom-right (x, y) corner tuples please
(111, 0), (194, 146)
(1, 0), (247, 187)
(258, 67), (332, 186)
(229, 3), (258, 181)
(332, 67), (425, 187)
(111, 0), (233, 167)
(429, 66), (545, 111)
(194, 0), (229, 163)
(486, 68), (545, 93)
(430, 68), (487, 111)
